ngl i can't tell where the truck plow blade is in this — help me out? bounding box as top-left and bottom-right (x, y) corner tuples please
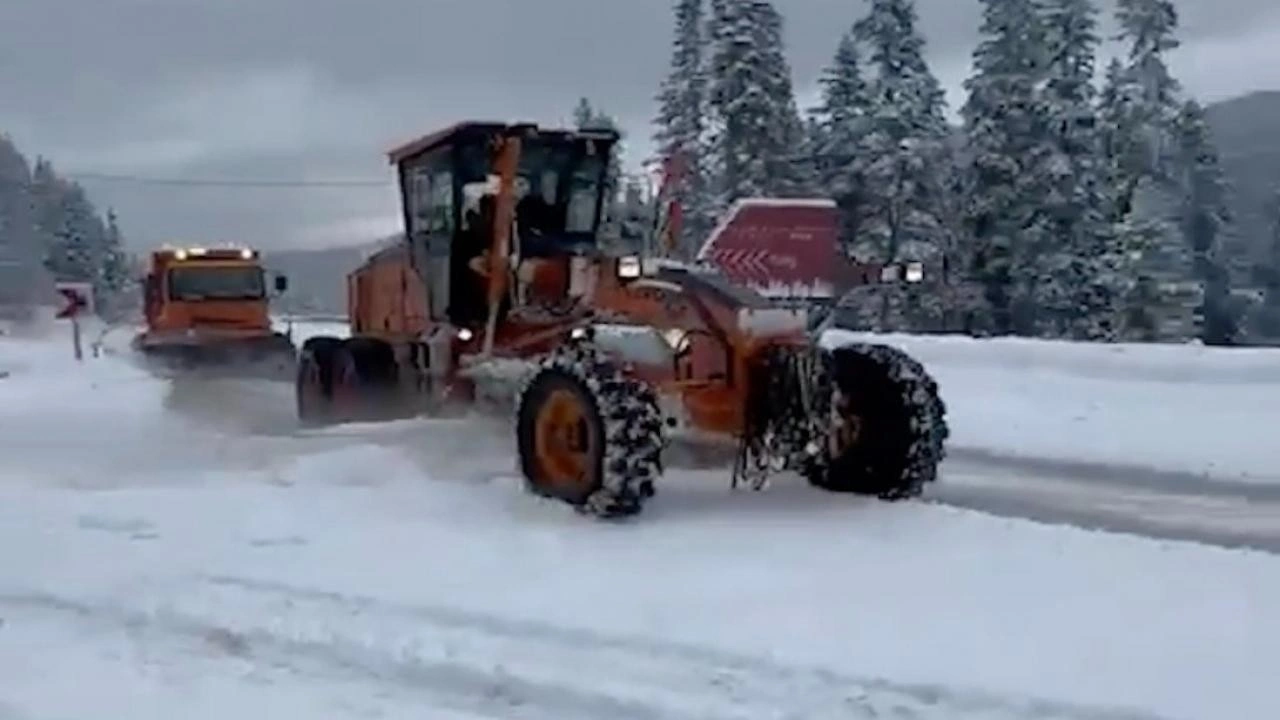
(131, 333), (298, 383)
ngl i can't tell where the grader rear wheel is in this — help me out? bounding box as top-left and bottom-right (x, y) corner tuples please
(295, 336), (344, 427)
(296, 336), (401, 427)
(515, 339), (665, 519)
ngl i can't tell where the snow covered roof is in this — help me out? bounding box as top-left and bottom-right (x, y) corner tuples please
(695, 197), (838, 262)
(386, 122), (621, 165)
(694, 197), (841, 299)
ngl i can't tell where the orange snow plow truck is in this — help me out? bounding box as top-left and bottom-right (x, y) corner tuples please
(131, 246), (297, 380)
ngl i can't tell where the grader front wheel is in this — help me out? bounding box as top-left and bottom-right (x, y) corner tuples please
(804, 342), (949, 500)
(515, 342), (665, 519)
(522, 377), (603, 503)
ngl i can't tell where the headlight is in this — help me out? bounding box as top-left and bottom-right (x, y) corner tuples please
(240, 248), (254, 259)
(456, 328), (474, 341)
(617, 256), (641, 279)
(905, 262), (924, 282)
(570, 326), (589, 339)
(174, 249), (188, 260)
(879, 265), (900, 282)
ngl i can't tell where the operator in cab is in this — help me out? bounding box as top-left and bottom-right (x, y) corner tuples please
(514, 170), (562, 255)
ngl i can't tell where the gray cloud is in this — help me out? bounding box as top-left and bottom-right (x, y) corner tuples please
(2, 0), (1277, 251)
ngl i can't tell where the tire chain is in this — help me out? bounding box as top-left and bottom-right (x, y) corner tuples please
(515, 335), (668, 518)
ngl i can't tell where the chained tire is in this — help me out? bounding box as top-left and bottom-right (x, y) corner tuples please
(296, 335), (345, 427)
(803, 342), (948, 500)
(342, 337), (402, 421)
(297, 336), (403, 426)
(515, 340), (665, 519)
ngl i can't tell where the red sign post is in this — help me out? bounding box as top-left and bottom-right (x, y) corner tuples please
(54, 282), (92, 361)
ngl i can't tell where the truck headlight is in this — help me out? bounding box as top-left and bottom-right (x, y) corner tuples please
(617, 256), (641, 279)
(905, 262), (924, 282)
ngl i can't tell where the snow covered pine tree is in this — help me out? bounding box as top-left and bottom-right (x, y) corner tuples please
(962, 0), (1055, 336)
(1173, 98), (1237, 344)
(653, 0), (713, 258)
(1035, 0), (1130, 340)
(1108, 0), (1199, 340)
(848, 0), (952, 332)
(705, 0), (803, 208)
(97, 209), (135, 322)
(810, 32), (872, 253)
(0, 137), (46, 317)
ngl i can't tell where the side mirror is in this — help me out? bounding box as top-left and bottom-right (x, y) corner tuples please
(274, 273), (288, 293)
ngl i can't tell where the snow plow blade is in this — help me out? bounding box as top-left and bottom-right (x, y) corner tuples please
(131, 331), (298, 382)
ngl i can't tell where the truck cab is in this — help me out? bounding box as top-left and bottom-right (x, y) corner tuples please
(141, 246), (285, 338)
(133, 246), (295, 379)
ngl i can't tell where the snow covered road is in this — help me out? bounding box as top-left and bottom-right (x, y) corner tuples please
(3, 322), (1279, 719)
(138, 333), (1280, 554)
(2, 443), (1276, 720)
(0, 569), (1174, 720)
(124, 368), (1280, 554)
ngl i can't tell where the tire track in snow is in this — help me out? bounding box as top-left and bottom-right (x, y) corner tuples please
(199, 576), (1173, 720)
(0, 578), (1173, 720)
(57, 573), (1183, 720)
(0, 590), (691, 720)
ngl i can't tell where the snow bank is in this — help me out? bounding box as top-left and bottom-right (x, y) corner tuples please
(0, 329), (165, 414)
(0, 333), (203, 486)
(824, 330), (1280, 383)
(822, 330), (1280, 484)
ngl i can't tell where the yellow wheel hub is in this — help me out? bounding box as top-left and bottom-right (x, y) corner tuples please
(533, 388), (598, 494)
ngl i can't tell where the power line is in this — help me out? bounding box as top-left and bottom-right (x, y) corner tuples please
(0, 172), (394, 189)
(65, 171), (394, 188)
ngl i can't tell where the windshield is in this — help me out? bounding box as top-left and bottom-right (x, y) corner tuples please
(167, 265), (265, 301)
(457, 137), (606, 234)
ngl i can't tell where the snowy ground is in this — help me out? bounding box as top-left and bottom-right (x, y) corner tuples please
(1, 318), (1277, 719)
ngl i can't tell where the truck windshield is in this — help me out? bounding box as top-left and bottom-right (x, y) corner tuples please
(168, 266), (265, 301)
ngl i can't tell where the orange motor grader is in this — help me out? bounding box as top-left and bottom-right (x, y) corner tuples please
(296, 121), (948, 518)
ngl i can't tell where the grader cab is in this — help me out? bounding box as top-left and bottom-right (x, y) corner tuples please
(392, 121), (617, 331)
(296, 121), (948, 519)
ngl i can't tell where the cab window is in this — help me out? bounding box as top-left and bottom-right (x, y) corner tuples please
(405, 157), (455, 235)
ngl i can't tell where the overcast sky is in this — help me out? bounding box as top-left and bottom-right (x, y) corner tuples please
(2, 0), (1278, 252)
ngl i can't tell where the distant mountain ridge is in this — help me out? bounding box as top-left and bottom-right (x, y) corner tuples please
(262, 236), (393, 317)
(1204, 90), (1280, 278)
